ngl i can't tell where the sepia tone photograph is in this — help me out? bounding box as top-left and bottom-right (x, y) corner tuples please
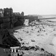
(0, 0), (56, 56)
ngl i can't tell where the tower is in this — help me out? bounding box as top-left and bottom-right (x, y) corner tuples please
(21, 11), (24, 16)
(4, 8), (13, 17)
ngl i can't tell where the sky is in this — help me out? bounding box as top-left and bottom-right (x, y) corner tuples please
(0, 0), (56, 15)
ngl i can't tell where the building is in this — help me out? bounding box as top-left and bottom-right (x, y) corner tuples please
(10, 46), (23, 56)
(4, 8), (13, 17)
(24, 19), (29, 26)
(13, 12), (21, 16)
(0, 9), (4, 17)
